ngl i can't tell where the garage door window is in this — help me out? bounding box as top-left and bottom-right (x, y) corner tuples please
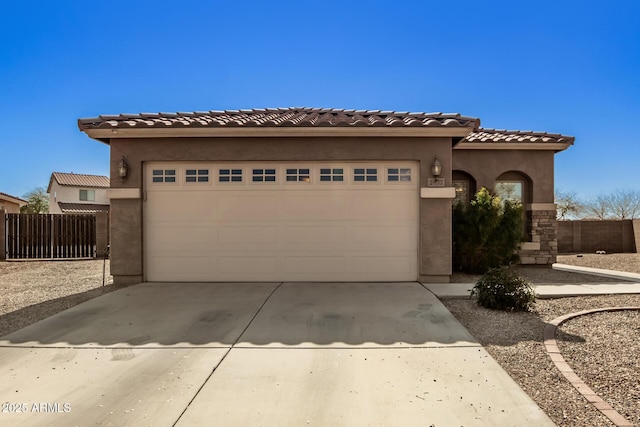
(252, 169), (277, 182)
(320, 168), (344, 182)
(185, 169), (209, 183)
(152, 169), (176, 183)
(387, 168), (412, 182)
(219, 169), (243, 183)
(354, 168), (377, 182)
(286, 168), (311, 182)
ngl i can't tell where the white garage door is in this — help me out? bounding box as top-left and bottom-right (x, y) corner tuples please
(144, 162), (418, 282)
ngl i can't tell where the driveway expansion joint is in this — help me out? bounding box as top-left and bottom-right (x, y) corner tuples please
(171, 282), (284, 427)
(544, 306), (640, 427)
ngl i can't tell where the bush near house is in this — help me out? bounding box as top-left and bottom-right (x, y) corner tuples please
(471, 266), (536, 311)
(453, 187), (524, 274)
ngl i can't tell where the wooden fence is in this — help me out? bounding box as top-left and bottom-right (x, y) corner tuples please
(3, 213), (97, 259)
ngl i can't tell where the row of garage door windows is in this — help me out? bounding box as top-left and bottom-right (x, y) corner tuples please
(151, 166), (414, 185)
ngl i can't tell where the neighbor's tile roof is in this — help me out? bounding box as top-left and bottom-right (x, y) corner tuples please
(78, 107), (480, 130)
(0, 191), (28, 204)
(51, 172), (110, 188)
(464, 128), (575, 145)
(58, 203), (110, 214)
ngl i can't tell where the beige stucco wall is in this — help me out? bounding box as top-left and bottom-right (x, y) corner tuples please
(48, 181), (109, 214)
(0, 199), (22, 214)
(108, 136), (455, 285)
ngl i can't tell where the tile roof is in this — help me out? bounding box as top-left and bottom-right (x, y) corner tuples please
(51, 172), (110, 188)
(58, 203), (110, 214)
(464, 128), (574, 145)
(78, 107), (480, 130)
(0, 191), (28, 204)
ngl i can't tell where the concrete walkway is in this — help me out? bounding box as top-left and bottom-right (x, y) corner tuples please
(425, 263), (640, 299)
(0, 282), (553, 426)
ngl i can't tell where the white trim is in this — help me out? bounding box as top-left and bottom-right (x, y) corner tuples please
(420, 187), (456, 199)
(454, 142), (571, 151)
(85, 126), (474, 141)
(107, 188), (140, 199)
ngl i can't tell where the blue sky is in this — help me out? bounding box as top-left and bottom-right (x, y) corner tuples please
(1, 0), (638, 200)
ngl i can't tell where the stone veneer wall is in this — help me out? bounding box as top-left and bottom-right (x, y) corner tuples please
(519, 208), (557, 264)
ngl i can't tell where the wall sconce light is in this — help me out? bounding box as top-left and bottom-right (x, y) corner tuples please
(428, 156), (444, 187)
(118, 156), (128, 182)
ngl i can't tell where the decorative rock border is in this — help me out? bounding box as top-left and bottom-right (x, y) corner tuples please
(544, 307), (640, 427)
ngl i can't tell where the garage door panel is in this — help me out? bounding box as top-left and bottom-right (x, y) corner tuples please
(353, 256), (414, 274)
(218, 226), (279, 245)
(147, 256), (215, 281)
(353, 225), (417, 248)
(284, 226), (346, 245)
(148, 193), (215, 222)
(219, 256), (279, 274)
(282, 194), (348, 220)
(147, 225), (215, 252)
(284, 256), (347, 274)
(218, 195), (280, 220)
(145, 162), (418, 282)
(352, 193), (417, 220)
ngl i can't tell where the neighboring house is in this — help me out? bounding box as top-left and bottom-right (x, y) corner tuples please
(47, 172), (110, 214)
(0, 192), (28, 213)
(78, 108), (573, 286)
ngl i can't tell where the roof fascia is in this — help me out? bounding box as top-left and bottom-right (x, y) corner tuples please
(82, 126), (475, 143)
(0, 194), (27, 206)
(454, 142), (572, 152)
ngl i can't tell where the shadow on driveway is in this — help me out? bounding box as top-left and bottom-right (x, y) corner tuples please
(1, 282), (478, 347)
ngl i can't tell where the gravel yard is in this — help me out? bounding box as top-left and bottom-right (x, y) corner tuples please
(444, 253), (640, 426)
(0, 260), (115, 337)
(1, 254), (639, 426)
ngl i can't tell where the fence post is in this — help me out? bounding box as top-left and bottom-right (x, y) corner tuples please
(0, 209), (5, 260)
(96, 212), (109, 259)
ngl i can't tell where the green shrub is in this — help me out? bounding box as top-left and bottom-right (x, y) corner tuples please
(471, 266), (536, 311)
(453, 187), (524, 274)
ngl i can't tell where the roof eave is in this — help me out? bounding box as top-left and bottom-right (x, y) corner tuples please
(0, 195), (28, 206)
(81, 126), (476, 141)
(454, 142), (573, 152)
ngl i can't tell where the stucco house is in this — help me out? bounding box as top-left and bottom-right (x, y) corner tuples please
(47, 172), (110, 214)
(78, 108), (573, 286)
(0, 192), (28, 214)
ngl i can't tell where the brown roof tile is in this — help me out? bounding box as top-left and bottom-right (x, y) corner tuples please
(58, 203), (110, 214)
(78, 107), (480, 130)
(51, 172), (110, 188)
(465, 128), (575, 145)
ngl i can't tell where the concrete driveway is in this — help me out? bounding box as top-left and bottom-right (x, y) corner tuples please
(0, 282), (553, 426)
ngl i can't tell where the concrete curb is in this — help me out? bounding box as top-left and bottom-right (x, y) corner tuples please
(553, 263), (640, 282)
(544, 307), (640, 427)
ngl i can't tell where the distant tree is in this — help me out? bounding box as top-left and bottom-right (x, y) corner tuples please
(578, 189), (640, 220)
(582, 194), (611, 219)
(555, 190), (583, 220)
(21, 187), (49, 214)
(608, 189), (640, 219)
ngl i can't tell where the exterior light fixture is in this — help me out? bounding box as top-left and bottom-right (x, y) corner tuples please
(428, 156), (444, 187)
(431, 156), (442, 178)
(118, 156), (128, 182)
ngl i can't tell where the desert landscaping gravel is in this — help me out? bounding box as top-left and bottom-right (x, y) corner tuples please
(1, 254), (639, 426)
(0, 260), (114, 337)
(444, 253), (640, 427)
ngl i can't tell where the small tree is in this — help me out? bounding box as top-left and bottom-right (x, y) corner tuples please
(21, 187), (49, 214)
(555, 189), (583, 220)
(453, 187), (523, 274)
